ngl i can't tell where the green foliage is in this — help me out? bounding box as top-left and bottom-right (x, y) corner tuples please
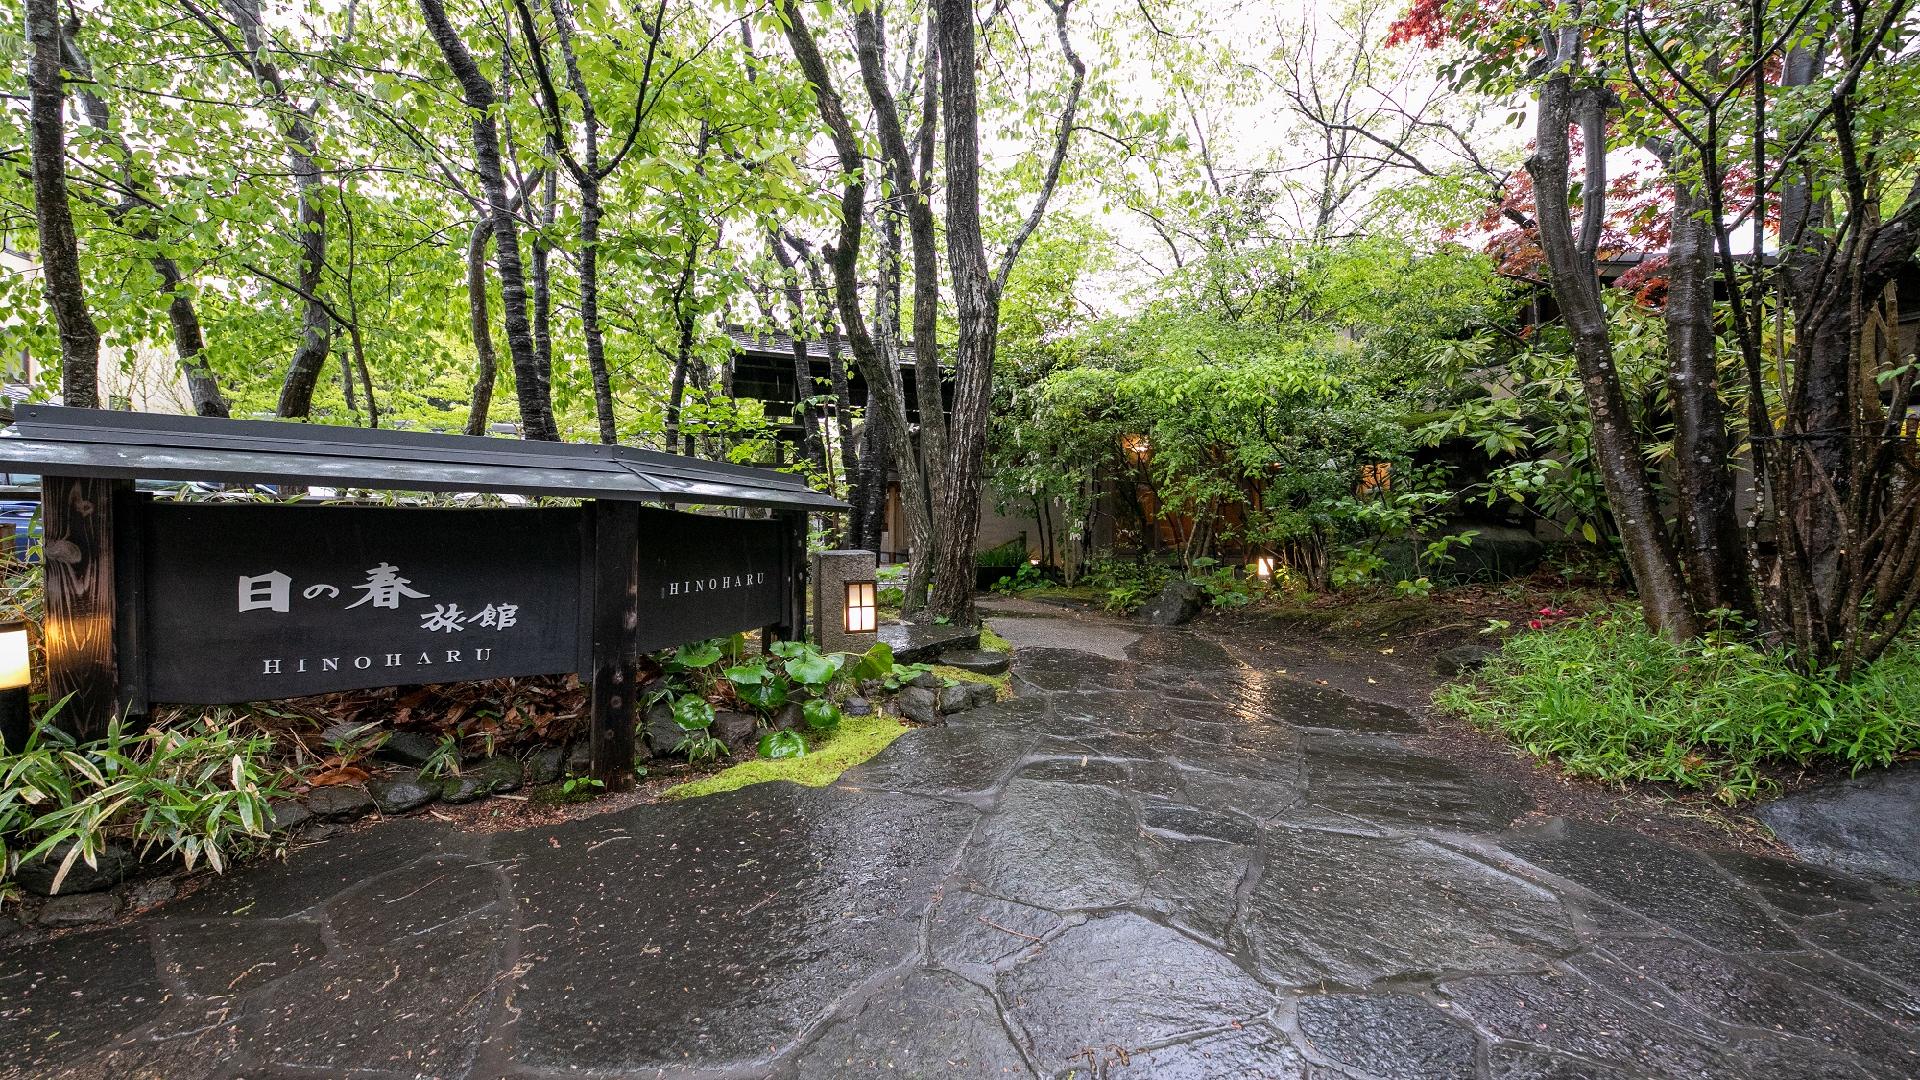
(417, 734), (462, 781)
(757, 730), (807, 760)
(880, 662), (937, 692)
(655, 637), (887, 763)
(1084, 557), (1177, 613)
(800, 698), (842, 732)
(1439, 610), (1920, 804)
(1, 710), (285, 894)
(990, 237), (1515, 585)
(990, 563), (1049, 595)
(556, 774), (606, 802)
(975, 538), (1029, 568)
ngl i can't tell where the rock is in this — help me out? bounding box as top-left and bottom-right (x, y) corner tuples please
(712, 709), (759, 753)
(642, 701), (683, 758)
(376, 729), (441, 768)
(473, 756), (523, 794)
(843, 696), (873, 717)
(0, 915), (21, 941)
(305, 785), (376, 822)
(859, 679), (884, 697)
(936, 684), (975, 715)
(939, 648), (1011, 676)
(1297, 993), (1481, 1079)
(897, 686), (940, 725)
(35, 892), (120, 928)
(525, 745), (566, 785)
(368, 773), (438, 815)
(15, 842), (135, 896)
(1434, 644), (1496, 677)
(791, 969), (1030, 1079)
(909, 670), (943, 690)
(564, 740), (592, 777)
(441, 772), (489, 804)
(771, 702), (805, 731)
(998, 911), (1274, 1066)
(269, 798), (314, 833)
(124, 877), (178, 911)
(1138, 580), (1206, 626)
(1755, 765), (1920, 883)
(967, 683), (998, 709)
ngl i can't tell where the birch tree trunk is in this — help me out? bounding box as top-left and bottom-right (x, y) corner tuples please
(419, 0), (559, 441)
(25, 0), (100, 407)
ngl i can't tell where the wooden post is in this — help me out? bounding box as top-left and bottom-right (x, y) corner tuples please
(586, 500), (640, 791)
(41, 475), (130, 741)
(786, 510), (809, 644)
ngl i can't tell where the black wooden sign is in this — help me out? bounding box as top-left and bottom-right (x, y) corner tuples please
(633, 506), (789, 652)
(141, 504), (588, 703)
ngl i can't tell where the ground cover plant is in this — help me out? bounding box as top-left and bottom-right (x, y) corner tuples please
(1439, 609), (1920, 804)
(658, 711), (909, 800)
(0, 710), (285, 897)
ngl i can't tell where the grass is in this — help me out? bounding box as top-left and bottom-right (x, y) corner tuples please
(659, 711), (910, 800)
(1437, 607), (1920, 804)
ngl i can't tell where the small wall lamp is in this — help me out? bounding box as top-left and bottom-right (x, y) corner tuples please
(844, 580), (877, 634)
(0, 619), (30, 750)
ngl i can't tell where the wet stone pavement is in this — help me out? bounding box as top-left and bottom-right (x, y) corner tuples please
(4, 608), (1920, 1079)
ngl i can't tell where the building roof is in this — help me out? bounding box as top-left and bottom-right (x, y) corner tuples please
(0, 406), (844, 512)
(727, 326), (924, 368)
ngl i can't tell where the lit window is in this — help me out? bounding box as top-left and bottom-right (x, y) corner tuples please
(844, 580), (877, 634)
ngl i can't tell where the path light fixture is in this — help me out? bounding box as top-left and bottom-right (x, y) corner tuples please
(1254, 555), (1276, 582)
(813, 549), (879, 652)
(845, 580), (877, 634)
(0, 618), (30, 750)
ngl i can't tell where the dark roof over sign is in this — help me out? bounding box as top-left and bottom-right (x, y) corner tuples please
(0, 406), (844, 512)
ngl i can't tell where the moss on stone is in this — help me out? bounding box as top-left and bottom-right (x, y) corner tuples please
(979, 625), (1012, 653)
(929, 664), (1013, 701)
(659, 712), (911, 800)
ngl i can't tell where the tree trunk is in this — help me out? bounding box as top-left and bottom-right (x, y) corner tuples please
(419, 0), (559, 441)
(925, 0), (1001, 625)
(778, 0), (936, 608)
(216, 0), (332, 418)
(1527, 52), (1696, 638)
(1663, 173), (1751, 617)
(530, 164), (557, 423)
(926, 0), (1083, 625)
(539, 0), (618, 444)
(465, 220), (498, 436)
(853, 5), (950, 521)
(579, 174), (616, 443)
(856, 403), (891, 554)
(770, 234), (829, 475)
(664, 238), (700, 454)
(25, 0), (100, 407)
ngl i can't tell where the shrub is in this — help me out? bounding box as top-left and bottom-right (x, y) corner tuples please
(1438, 608), (1920, 803)
(1, 710), (285, 894)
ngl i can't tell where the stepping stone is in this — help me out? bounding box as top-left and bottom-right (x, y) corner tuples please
(939, 648), (1011, 675)
(1756, 766), (1920, 883)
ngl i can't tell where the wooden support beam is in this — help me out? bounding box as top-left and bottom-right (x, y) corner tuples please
(41, 475), (129, 741)
(587, 499), (640, 790)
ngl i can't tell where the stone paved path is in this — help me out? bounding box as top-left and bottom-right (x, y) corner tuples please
(4, 608), (1919, 1079)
